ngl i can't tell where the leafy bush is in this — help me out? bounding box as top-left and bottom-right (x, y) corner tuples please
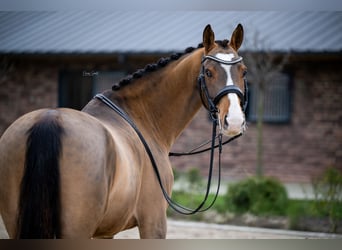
(225, 176), (289, 216)
(187, 168), (203, 186)
(172, 168), (181, 181)
(287, 199), (313, 230)
(312, 167), (342, 233)
(186, 167), (204, 193)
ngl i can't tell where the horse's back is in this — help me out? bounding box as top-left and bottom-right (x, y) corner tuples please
(0, 108), (116, 238)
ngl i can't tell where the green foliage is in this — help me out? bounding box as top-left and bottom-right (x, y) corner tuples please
(169, 167), (342, 233)
(225, 176), (289, 216)
(186, 168), (204, 193)
(312, 167), (342, 233)
(286, 199), (314, 230)
(172, 168), (181, 181)
(187, 168), (203, 186)
(167, 190), (205, 221)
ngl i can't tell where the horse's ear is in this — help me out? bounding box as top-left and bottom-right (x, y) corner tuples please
(229, 23), (244, 51)
(203, 24), (215, 53)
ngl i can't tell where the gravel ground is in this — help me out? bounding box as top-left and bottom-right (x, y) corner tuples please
(1, 215), (341, 239)
(0, 216), (8, 239)
(115, 219), (342, 239)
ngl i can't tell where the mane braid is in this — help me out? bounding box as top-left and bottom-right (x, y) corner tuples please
(112, 40), (227, 91)
(217, 39), (229, 48)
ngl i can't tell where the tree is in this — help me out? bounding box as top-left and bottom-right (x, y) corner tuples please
(243, 32), (289, 177)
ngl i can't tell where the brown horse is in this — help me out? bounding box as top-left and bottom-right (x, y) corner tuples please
(0, 24), (247, 238)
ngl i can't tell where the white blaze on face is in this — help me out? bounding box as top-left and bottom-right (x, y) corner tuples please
(215, 53), (245, 134)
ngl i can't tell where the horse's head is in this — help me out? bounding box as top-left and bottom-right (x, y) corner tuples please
(199, 24), (247, 137)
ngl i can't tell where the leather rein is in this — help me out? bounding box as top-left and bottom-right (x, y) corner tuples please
(94, 55), (247, 215)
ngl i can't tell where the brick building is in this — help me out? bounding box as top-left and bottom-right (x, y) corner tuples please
(0, 11), (341, 183)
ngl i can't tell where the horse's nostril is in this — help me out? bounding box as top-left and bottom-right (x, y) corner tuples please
(224, 116), (229, 128)
(224, 115), (245, 132)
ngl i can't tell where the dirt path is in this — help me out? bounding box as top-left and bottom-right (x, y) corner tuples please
(1, 215), (341, 239)
(116, 219), (341, 239)
(0, 216), (8, 239)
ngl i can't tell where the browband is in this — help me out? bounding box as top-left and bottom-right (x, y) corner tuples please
(201, 55), (243, 65)
(198, 54), (248, 113)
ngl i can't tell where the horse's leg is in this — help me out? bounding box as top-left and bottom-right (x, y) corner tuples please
(138, 211), (167, 239)
(136, 170), (171, 238)
(136, 155), (173, 239)
(135, 177), (168, 239)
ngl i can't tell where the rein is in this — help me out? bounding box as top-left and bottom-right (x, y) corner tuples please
(95, 93), (227, 214)
(94, 54), (247, 215)
(168, 133), (241, 157)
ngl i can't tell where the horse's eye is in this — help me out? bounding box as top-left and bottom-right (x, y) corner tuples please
(205, 69), (213, 78)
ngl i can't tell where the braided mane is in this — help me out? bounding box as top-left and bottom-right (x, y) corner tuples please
(112, 40), (229, 91)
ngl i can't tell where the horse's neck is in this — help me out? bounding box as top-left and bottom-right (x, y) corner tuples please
(113, 49), (204, 149)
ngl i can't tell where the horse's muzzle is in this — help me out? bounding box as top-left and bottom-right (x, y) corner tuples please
(222, 115), (246, 136)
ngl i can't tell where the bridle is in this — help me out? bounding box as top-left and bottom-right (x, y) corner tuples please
(198, 55), (248, 117)
(94, 53), (248, 215)
(170, 54), (248, 156)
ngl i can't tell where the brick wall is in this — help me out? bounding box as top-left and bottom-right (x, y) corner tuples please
(0, 61), (58, 133)
(170, 57), (342, 183)
(0, 54), (341, 183)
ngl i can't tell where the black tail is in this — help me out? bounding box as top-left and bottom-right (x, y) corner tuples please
(16, 112), (64, 239)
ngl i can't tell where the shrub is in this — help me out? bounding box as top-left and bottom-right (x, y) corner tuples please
(225, 176), (289, 216)
(186, 168), (204, 192)
(172, 168), (181, 181)
(287, 199), (312, 230)
(312, 167), (342, 233)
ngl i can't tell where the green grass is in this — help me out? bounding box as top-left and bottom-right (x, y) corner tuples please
(167, 191), (228, 214)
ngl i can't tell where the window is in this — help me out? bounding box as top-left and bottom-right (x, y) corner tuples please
(58, 70), (125, 110)
(247, 73), (291, 123)
(92, 71), (125, 94)
(58, 70), (93, 110)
